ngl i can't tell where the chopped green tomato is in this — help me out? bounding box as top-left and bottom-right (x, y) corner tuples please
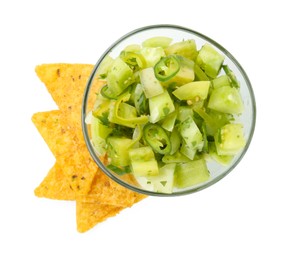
(208, 142), (233, 165)
(129, 146), (159, 176)
(97, 55), (114, 78)
(140, 47), (165, 67)
(193, 107), (232, 136)
(194, 63), (209, 81)
(123, 44), (141, 52)
(161, 109), (177, 132)
(143, 123), (171, 155)
(222, 65), (240, 88)
(178, 114), (204, 160)
(174, 158), (210, 188)
(133, 83), (149, 115)
(148, 163), (175, 193)
(215, 123), (246, 156)
(106, 57), (134, 96)
(168, 55), (195, 85)
(172, 81), (210, 101)
(162, 151), (190, 163)
(107, 137), (134, 167)
(212, 75), (230, 89)
(108, 92), (149, 128)
(90, 116), (112, 156)
(149, 90), (175, 123)
(92, 97), (111, 122)
(142, 36), (173, 48)
(208, 85), (244, 114)
(165, 40), (198, 60)
(196, 43), (225, 78)
(169, 127), (181, 155)
(139, 67), (164, 98)
(154, 55), (180, 82)
(87, 36), (247, 193)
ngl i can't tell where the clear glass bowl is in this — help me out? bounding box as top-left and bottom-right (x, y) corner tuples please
(82, 24), (256, 196)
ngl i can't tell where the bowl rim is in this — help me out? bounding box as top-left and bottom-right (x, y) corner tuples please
(82, 24), (257, 197)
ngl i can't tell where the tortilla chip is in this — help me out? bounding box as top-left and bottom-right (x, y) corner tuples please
(33, 64), (147, 232)
(76, 168), (139, 206)
(35, 64), (104, 130)
(32, 110), (97, 194)
(34, 162), (75, 200)
(76, 201), (123, 233)
(32, 110), (78, 157)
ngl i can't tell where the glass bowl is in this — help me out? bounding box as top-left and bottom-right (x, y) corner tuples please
(82, 24), (256, 196)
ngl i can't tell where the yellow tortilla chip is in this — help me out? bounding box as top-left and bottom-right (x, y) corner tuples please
(32, 110), (143, 205)
(76, 201), (123, 233)
(32, 110), (97, 194)
(35, 162), (75, 200)
(33, 64), (147, 232)
(76, 168), (140, 207)
(35, 64), (104, 130)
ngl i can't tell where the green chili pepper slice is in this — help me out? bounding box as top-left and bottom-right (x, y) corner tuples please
(100, 85), (118, 99)
(143, 123), (171, 155)
(154, 55), (180, 82)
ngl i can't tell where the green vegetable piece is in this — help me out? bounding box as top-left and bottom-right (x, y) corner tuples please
(107, 137), (134, 167)
(129, 146), (159, 176)
(214, 123), (246, 156)
(168, 55), (195, 85)
(211, 75), (230, 89)
(139, 67), (164, 98)
(162, 151), (190, 164)
(120, 51), (146, 71)
(108, 92), (149, 128)
(133, 83), (149, 115)
(178, 115), (204, 160)
(149, 90), (175, 123)
(106, 57), (134, 96)
(172, 81), (210, 101)
(208, 142), (233, 165)
(90, 116), (112, 156)
(97, 55), (114, 78)
(222, 65), (240, 88)
(148, 163), (176, 193)
(161, 109), (177, 132)
(143, 123), (171, 155)
(193, 107), (232, 136)
(142, 36), (173, 48)
(169, 127), (181, 155)
(165, 40), (198, 60)
(196, 43), (225, 78)
(140, 47), (165, 68)
(194, 63), (209, 81)
(154, 55), (180, 82)
(174, 158), (210, 188)
(208, 85), (244, 114)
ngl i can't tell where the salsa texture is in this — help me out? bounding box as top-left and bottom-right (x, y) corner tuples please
(86, 36), (246, 194)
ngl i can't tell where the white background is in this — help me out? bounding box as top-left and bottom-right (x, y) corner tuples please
(1, 0), (284, 259)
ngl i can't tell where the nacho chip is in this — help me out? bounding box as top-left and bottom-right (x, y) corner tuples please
(76, 201), (122, 233)
(35, 64), (104, 130)
(35, 162), (75, 200)
(33, 64), (147, 232)
(32, 110), (97, 194)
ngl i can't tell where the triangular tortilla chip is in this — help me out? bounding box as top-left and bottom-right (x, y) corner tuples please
(76, 201), (122, 233)
(32, 110), (96, 194)
(34, 162), (75, 200)
(35, 64), (104, 130)
(32, 110), (144, 206)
